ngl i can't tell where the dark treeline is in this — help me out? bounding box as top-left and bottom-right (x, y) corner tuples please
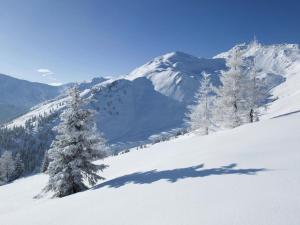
(0, 111), (60, 183)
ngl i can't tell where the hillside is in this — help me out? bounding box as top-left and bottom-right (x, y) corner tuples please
(0, 74), (64, 123)
(0, 110), (299, 225)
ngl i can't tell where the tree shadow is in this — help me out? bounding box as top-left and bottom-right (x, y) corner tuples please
(272, 109), (300, 119)
(93, 163), (267, 189)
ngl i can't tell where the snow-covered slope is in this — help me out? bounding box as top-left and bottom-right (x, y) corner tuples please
(215, 42), (300, 118)
(90, 77), (185, 146)
(127, 51), (225, 104)
(1, 111), (299, 225)
(0, 74), (64, 123)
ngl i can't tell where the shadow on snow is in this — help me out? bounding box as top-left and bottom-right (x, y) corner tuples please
(272, 109), (300, 119)
(93, 163), (267, 189)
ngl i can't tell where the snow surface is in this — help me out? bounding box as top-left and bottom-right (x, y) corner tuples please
(1, 111), (300, 225)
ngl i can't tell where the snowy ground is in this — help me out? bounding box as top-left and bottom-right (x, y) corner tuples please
(0, 110), (300, 225)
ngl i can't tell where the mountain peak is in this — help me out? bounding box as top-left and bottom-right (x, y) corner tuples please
(161, 51), (199, 60)
(214, 42), (300, 60)
(150, 51), (206, 67)
(126, 51), (225, 103)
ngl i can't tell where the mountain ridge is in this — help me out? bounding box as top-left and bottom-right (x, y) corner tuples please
(0, 73), (66, 123)
(127, 51), (225, 103)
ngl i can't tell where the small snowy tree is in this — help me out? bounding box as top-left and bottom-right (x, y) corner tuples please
(186, 72), (216, 135)
(0, 151), (16, 183)
(44, 87), (108, 198)
(215, 48), (249, 128)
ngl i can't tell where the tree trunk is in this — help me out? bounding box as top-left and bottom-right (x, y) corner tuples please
(250, 109), (254, 123)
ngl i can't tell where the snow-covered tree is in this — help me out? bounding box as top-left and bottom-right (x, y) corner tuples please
(0, 151), (16, 183)
(215, 48), (249, 128)
(244, 59), (268, 123)
(13, 153), (24, 179)
(44, 87), (108, 198)
(186, 72), (216, 135)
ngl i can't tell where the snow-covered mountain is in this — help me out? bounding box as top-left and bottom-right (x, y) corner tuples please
(1, 108), (300, 225)
(90, 77), (186, 145)
(5, 52), (227, 149)
(6, 77), (186, 150)
(127, 51), (225, 104)
(0, 74), (65, 123)
(4, 42), (300, 150)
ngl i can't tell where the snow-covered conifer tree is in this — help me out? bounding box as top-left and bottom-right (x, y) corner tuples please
(0, 151), (16, 183)
(215, 48), (249, 128)
(186, 72), (216, 135)
(44, 86), (108, 198)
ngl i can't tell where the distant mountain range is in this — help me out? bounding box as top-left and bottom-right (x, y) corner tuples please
(0, 74), (66, 123)
(2, 42), (300, 149)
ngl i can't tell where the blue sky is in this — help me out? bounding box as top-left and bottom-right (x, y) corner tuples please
(0, 0), (300, 85)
